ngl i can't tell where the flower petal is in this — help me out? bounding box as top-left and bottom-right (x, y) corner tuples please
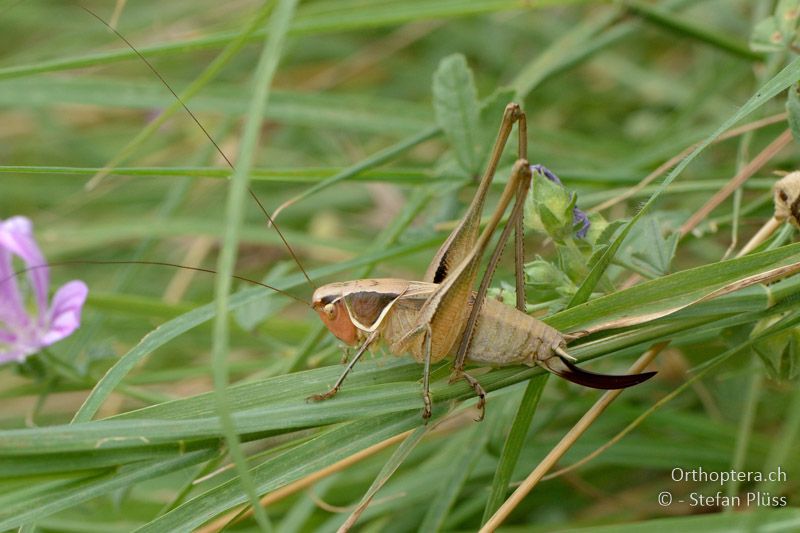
(530, 164), (562, 186)
(39, 280), (88, 346)
(0, 245), (28, 328)
(0, 217), (49, 316)
(573, 208), (591, 238)
(0, 326), (17, 343)
(0, 347), (27, 365)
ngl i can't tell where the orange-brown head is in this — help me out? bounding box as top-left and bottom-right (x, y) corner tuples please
(311, 284), (358, 345)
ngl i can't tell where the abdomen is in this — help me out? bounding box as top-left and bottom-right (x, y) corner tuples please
(463, 298), (561, 367)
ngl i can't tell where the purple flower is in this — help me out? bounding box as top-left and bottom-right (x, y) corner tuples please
(571, 208), (591, 239)
(0, 217), (87, 364)
(530, 164), (591, 238)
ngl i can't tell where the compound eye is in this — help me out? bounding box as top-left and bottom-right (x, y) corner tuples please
(323, 303), (336, 317)
(778, 189), (789, 203)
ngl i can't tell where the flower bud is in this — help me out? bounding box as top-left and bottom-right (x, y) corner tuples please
(524, 165), (590, 241)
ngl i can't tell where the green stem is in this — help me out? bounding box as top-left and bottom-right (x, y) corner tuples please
(725, 359), (763, 509)
(211, 1), (298, 531)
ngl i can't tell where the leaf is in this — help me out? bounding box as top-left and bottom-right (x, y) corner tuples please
(432, 54), (481, 177)
(568, 55), (800, 308)
(524, 257), (576, 302)
(550, 242), (800, 334)
(615, 214), (679, 278)
(556, 242), (592, 288)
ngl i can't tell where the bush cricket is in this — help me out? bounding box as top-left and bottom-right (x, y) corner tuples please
(309, 103), (655, 420)
(6, 9), (655, 424)
(7, 7), (800, 533)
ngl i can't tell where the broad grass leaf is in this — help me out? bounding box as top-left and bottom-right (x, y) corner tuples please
(432, 54), (481, 177)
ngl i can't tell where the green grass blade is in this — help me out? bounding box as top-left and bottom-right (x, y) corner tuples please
(89, 0), (277, 186)
(0, 442), (213, 477)
(624, 0), (763, 61)
(0, 0), (583, 81)
(134, 412), (420, 533)
(418, 421), (493, 532)
(553, 243), (800, 332)
(510, 6), (621, 98)
(0, 449), (217, 531)
(481, 375), (547, 523)
(4, 3), (800, 529)
(270, 125), (439, 218)
(69, 236), (438, 424)
(725, 358), (763, 505)
(0, 79), (430, 135)
(557, 508), (800, 532)
(210, 1), (298, 530)
(340, 425), (428, 530)
(0, 165), (434, 184)
(568, 56), (800, 307)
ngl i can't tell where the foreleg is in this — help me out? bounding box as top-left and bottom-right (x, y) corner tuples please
(308, 330), (379, 402)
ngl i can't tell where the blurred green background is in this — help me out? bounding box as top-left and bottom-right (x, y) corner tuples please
(1, 0), (800, 531)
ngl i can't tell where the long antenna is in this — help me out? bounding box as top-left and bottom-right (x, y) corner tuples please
(5, 260), (311, 307)
(79, 5), (317, 289)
